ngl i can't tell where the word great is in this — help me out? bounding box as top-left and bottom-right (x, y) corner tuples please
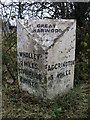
(37, 24), (56, 28)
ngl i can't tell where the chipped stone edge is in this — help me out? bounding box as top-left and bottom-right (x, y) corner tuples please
(47, 20), (76, 51)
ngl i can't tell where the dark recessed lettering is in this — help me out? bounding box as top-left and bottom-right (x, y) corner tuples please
(41, 29), (44, 32)
(19, 52), (42, 60)
(48, 75), (54, 81)
(45, 60), (75, 71)
(51, 29), (54, 32)
(37, 24), (40, 28)
(20, 76), (38, 88)
(37, 29), (41, 32)
(57, 72), (65, 79)
(56, 70), (71, 79)
(66, 70), (71, 76)
(19, 68), (43, 81)
(23, 61), (38, 69)
(54, 64), (58, 69)
(45, 29), (50, 32)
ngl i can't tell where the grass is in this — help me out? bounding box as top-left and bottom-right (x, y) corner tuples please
(2, 76), (89, 119)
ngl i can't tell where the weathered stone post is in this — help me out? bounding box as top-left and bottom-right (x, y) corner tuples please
(17, 19), (76, 99)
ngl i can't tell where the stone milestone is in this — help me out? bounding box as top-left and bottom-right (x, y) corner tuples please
(17, 19), (76, 99)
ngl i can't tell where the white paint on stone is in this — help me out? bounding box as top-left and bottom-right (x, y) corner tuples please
(17, 19), (76, 99)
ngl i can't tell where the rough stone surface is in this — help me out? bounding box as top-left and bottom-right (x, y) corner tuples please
(17, 19), (76, 99)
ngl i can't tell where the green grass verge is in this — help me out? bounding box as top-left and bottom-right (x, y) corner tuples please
(2, 80), (88, 119)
